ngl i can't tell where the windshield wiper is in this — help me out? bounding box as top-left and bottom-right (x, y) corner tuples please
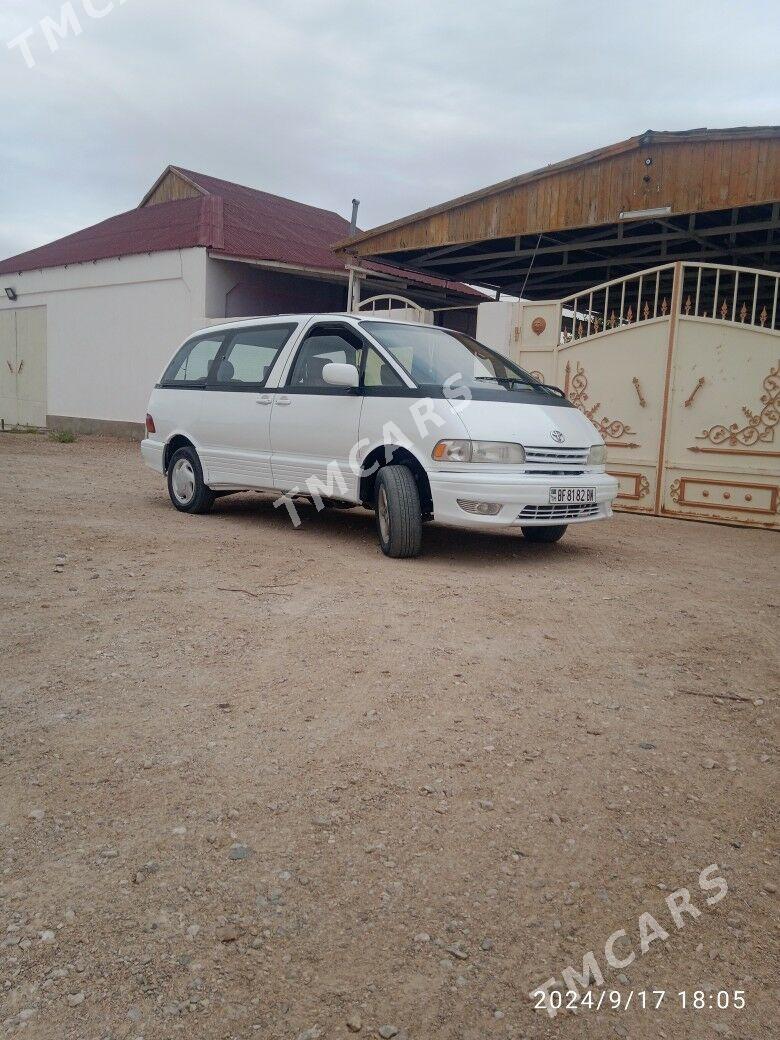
(474, 376), (536, 389)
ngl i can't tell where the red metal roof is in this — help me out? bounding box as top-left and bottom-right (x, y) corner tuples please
(0, 166), (481, 296)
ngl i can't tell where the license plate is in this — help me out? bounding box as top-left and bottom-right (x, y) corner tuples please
(549, 487), (596, 504)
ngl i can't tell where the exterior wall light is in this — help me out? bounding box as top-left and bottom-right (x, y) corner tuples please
(4, 287), (17, 300)
(618, 206), (672, 221)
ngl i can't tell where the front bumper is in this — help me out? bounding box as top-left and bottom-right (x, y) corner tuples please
(429, 470), (619, 529)
(141, 438), (165, 474)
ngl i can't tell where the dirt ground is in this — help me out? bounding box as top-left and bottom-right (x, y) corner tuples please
(0, 433), (777, 1040)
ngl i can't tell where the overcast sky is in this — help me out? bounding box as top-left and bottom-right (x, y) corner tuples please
(1, 0), (778, 259)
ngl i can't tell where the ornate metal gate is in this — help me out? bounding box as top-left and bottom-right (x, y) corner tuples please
(511, 262), (779, 530)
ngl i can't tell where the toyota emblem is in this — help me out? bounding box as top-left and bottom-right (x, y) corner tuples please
(550, 430), (565, 444)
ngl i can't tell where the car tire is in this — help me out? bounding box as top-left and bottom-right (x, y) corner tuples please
(167, 446), (215, 514)
(375, 465), (423, 558)
(521, 524), (567, 543)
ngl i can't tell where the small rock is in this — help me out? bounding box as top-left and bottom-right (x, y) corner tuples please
(445, 943), (468, 960)
(296, 1028), (322, 1040)
(28, 809), (45, 821)
(66, 991), (86, 1006)
(378, 1027), (399, 1039)
(413, 932), (431, 943)
(216, 924), (242, 943)
(100, 848), (119, 859)
(172, 826), (187, 836)
(639, 741), (656, 750)
(764, 882), (777, 894)
(480, 938), (494, 951)
(39, 929), (56, 944)
(701, 758), (719, 770)
(346, 1011), (363, 1032)
(478, 799), (494, 811)
(18, 1009), (37, 1022)
(229, 843), (250, 861)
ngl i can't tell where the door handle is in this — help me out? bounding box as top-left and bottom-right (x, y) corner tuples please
(256, 394), (272, 405)
(276, 395), (291, 406)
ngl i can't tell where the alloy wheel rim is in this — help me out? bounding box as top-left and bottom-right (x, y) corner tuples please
(172, 458), (196, 503)
(377, 486), (390, 542)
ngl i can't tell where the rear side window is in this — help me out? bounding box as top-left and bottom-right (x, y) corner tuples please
(162, 334), (224, 386)
(212, 324), (296, 388)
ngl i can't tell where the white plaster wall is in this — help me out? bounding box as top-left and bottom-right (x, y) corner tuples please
(0, 248), (209, 424)
(476, 301), (519, 356)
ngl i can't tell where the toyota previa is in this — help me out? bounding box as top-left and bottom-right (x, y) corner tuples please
(142, 314), (619, 557)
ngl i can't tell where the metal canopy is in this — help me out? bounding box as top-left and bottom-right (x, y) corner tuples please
(351, 202), (780, 299)
(335, 127), (780, 299)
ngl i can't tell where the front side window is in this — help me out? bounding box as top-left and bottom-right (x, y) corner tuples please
(363, 346), (405, 388)
(287, 327), (365, 388)
(213, 324), (296, 387)
(163, 334), (224, 386)
(360, 321), (554, 395)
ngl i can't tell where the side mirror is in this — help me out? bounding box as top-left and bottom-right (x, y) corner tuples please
(322, 362), (359, 389)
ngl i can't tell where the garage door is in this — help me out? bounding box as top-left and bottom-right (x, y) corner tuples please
(0, 306), (47, 428)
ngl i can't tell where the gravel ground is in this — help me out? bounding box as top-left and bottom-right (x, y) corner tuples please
(0, 433), (777, 1040)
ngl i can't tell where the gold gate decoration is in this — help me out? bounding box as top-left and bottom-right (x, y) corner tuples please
(516, 261), (780, 530)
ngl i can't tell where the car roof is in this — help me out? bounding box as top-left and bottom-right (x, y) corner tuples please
(191, 313), (431, 337)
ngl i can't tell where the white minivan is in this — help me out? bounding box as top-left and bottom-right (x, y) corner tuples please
(142, 314), (619, 557)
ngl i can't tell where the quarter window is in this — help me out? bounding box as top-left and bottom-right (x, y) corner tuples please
(163, 334), (224, 385)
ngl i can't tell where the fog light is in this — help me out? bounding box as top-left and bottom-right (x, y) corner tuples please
(457, 499), (502, 515)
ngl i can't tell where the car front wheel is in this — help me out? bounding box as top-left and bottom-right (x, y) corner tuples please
(521, 524), (567, 543)
(375, 465), (423, 558)
(167, 446), (215, 514)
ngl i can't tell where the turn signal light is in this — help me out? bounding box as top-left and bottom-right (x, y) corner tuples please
(145, 413), (156, 434)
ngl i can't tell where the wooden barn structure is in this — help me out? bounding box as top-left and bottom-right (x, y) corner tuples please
(338, 128), (780, 530)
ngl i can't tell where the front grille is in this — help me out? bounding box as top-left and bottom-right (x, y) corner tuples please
(519, 502), (601, 521)
(524, 445), (589, 469)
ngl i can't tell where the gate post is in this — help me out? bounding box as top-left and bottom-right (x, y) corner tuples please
(654, 261), (683, 513)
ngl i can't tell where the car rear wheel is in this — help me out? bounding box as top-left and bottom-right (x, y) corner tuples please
(167, 446), (215, 514)
(375, 465), (423, 558)
(521, 524), (567, 543)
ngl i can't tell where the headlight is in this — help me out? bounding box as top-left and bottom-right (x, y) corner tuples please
(588, 444), (607, 466)
(432, 440), (526, 464)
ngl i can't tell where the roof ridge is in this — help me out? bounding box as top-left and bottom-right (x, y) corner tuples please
(170, 165), (351, 223)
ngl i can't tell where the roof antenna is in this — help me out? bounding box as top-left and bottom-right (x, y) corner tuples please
(349, 198), (360, 236)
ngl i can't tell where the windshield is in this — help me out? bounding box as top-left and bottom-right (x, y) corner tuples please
(360, 321), (556, 395)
